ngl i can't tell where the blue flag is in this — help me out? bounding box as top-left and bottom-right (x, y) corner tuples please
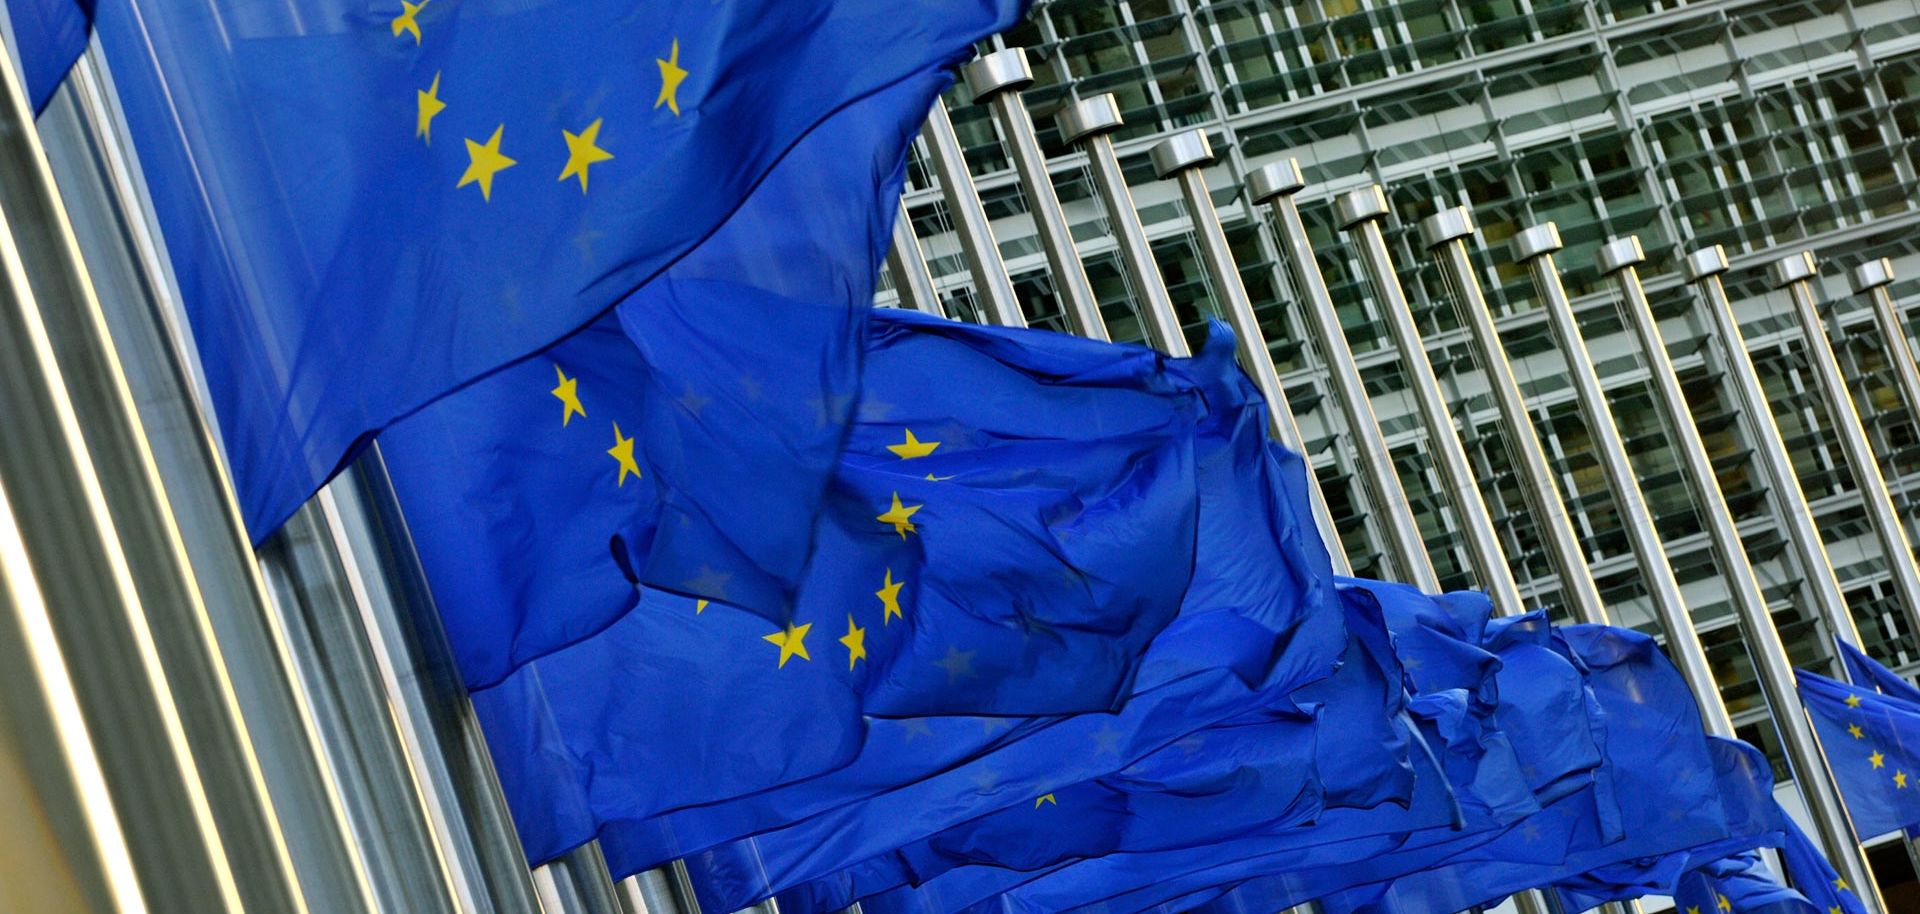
(4, 0), (92, 110)
(89, 0), (1023, 539)
(1837, 637), (1920, 705)
(1673, 850), (1817, 914)
(1775, 813), (1868, 914)
(1797, 667), (1920, 839)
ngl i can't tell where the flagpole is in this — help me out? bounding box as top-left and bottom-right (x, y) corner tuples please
(1250, 163), (1439, 590)
(1148, 130), (1352, 575)
(1770, 252), (1920, 644)
(1334, 187), (1527, 617)
(1512, 225), (1735, 738)
(922, 97), (1026, 328)
(964, 50), (1106, 340)
(1683, 247), (1866, 653)
(886, 199), (946, 318)
(534, 839), (625, 914)
(1056, 95), (1188, 357)
(1851, 259), (1920, 460)
(1609, 240), (1885, 914)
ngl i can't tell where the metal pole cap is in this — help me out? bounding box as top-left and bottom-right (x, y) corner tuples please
(1766, 251), (1818, 289)
(1851, 257), (1896, 293)
(1683, 246), (1729, 282)
(1417, 207), (1475, 249)
(1596, 237), (1646, 275)
(1149, 130), (1215, 178)
(1510, 224), (1562, 262)
(1334, 186), (1390, 229)
(1246, 160), (1305, 205)
(963, 48), (1034, 103)
(1057, 94), (1124, 145)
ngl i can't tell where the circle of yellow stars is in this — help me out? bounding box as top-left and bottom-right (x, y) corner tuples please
(391, 2), (688, 201)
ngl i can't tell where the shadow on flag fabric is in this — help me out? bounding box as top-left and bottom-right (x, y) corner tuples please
(1797, 667), (1920, 839)
(3, 0), (93, 110)
(88, 0), (1025, 541)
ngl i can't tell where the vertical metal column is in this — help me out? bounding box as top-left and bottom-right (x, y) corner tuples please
(1250, 162), (1439, 590)
(535, 841), (625, 914)
(886, 200), (946, 318)
(1057, 95), (1187, 357)
(1513, 224), (1733, 737)
(1683, 246), (1865, 649)
(1852, 259), (1920, 459)
(964, 50), (1106, 340)
(1422, 209), (1610, 626)
(1148, 130), (1350, 575)
(0, 50), (243, 914)
(922, 97), (1025, 328)
(1335, 187), (1526, 617)
(1771, 252), (1920, 644)
(1611, 240), (1885, 914)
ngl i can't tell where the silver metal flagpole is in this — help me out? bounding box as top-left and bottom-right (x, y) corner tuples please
(1422, 209), (1610, 626)
(1852, 259), (1920, 458)
(1147, 130), (1352, 575)
(1611, 239), (1885, 914)
(1513, 224), (1733, 737)
(1683, 246), (1866, 651)
(922, 97), (1026, 328)
(1771, 252), (1920, 644)
(886, 200), (946, 318)
(1250, 162), (1439, 590)
(1056, 95), (1187, 357)
(964, 49), (1106, 340)
(535, 840), (626, 914)
(1335, 187), (1526, 617)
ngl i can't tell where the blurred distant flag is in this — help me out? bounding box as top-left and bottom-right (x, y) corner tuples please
(79, 0), (1024, 547)
(2, 0), (93, 110)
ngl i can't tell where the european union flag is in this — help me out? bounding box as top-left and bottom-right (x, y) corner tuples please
(1674, 851), (1817, 914)
(88, 0), (1024, 539)
(1775, 813), (1868, 914)
(1797, 667), (1920, 839)
(1837, 637), (1920, 704)
(4, 0), (92, 110)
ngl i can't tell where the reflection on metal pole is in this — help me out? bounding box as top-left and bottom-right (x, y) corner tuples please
(1148, 130), (1350, 575)
(886, 200), (945, 318)
(1422, 210), (1609, 626)
(1335, 187), (1525, 617)
(922, 97), (1025, 328)
(1853, 259), (1920, 468)
(1513, 225), (1733, 737)
(535, 841), (625, 914)
(964, 50), (1106, 340)
(1057, 95), (1186, 357)
(1251, 162), (1438, 590)
(1771, 252), (1920, 646)
(1615, 240), (1885, 914)
(1682, 246), (1864, 651)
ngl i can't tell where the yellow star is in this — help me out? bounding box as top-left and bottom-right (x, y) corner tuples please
(876, 492), (921, 539)
(1716, 895), (1730, 913)
(1894, 771), (1908, 789)
(838, 615), (867, 670)
(763, 621), (812, 668)
(416, 71), (446, 144)
(558, 118), (615, 193)
(1849, 723), (1865, 739)
(925, 473), (956, 482)
(1835, 877), (1851, 891)
(656, 38), (689, 116)
(607, 423), (641, 486)
(695, 600), (709, 615)
(1847, 694), (1863, 708)
(1034, 793), (1056, 808)
(1686, 906), (1700, 914)
(875, 568), (905, 625)
(551, 365), (585, 426)
(887, 429), (940, 459)
(391, 0), (428, 44)
(1871, 750), (1886, 768)
(458, 125), (517, 201)
(1830, 907), (1843, 914)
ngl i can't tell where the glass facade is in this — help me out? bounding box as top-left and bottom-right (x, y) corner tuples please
(895, 0), (1920, 796)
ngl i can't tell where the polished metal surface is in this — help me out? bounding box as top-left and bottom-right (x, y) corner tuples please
(1767, 250), (1819, 288)
(0, 47), (244, 914)
(616, 869), (693, 914)
(1148, 130), (1215, 179)
(1338, 194), (1526, 617)
(1516, 226), (1732, 737)
(1158, 137), (1350, 574)
(535, 842), (624, 914)
(921, 97), (1024, 328)
(1856, 264), (1920, 494)
(1258, 169), (1438, 590)
(971, 50), (1105, 339)
(1851, 257), (1895, 292)
(1624, 255), (1887, 913)
(1426, 215), (1608, 626)
(1776, 258), (1920, 654)
(1682, 244), (1729, 282)
(1596, 237), (1645, 276)
(886, 199), (944, 317)
(1060, 98), (1186, 356)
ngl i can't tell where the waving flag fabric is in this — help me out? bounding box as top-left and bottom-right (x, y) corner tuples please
(4, 0), (92, 110)
(1797, 667), (1920, 839)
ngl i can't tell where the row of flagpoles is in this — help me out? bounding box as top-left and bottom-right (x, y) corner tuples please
(2, 24), (1918, 914)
